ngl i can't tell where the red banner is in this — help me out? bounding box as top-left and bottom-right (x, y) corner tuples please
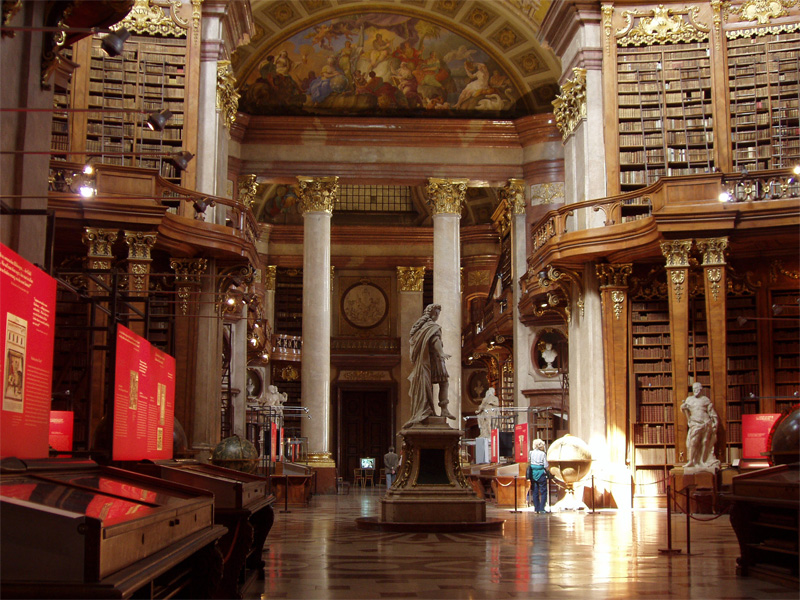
(490, 428), (498, 463)
(49, 411), (74, 452)
(279, 427), (284, 461)
(515, 423), (529, 463)
(742, 413), (781, 460)
(113, 324), (175, 461)
(1, 244), (57, 459)
(270, 422), (277, 462)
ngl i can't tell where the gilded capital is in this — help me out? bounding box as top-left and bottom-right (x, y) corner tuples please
(82, 227), (118, 258)
(660, 240), (693, 268)
(502, 179), (526, 215)
(238, 174), (259, 208)
(263, 265), (277, 291)
(696, 237), (728, 266)
(124, 231), (157, 260)
(397, 266), (425, 292)
(298, 176), (338, 214)
(552, 68), (587, 142)
(426, 178), (468, 215)
(596, 263), (633, 288)
(217, 60), (240, 130)
(170, 257), (208, 283)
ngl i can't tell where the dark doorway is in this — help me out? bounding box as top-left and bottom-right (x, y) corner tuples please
(337, 388), (392, 483)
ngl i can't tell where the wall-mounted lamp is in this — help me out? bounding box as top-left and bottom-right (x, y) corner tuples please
(100, 28), (130, 57)
(168, 151), (194, 172)
(146, 109), (173, 132)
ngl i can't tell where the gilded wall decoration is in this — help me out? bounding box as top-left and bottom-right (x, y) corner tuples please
(501, 179), (525, 215)
(530, 182), (564, 205)
(739, 0), (797, 24)
(114, 0), (189, 38)
(616, 4), (709, 46)
(512, 50), (547, 76)
(341, 281), (388, 329)
(696, 237), (728, 266)
(217, 60), (240, 130)
(263, 265), (277, 291)
(552, 68), (586, 142)
(467, 270), (491, 288)
(397, 266), (425, 292)
(611, 290), (626, 320)
(238, 12), (527, 118)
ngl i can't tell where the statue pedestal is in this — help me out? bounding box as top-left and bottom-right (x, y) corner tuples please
(475, 437), (490, 464)
(669, 466), (718, 514)
(381, 417), (486, 523)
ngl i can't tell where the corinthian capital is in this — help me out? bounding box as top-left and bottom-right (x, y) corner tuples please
(502, 179), (526, 215)
(660, 240), (693, 268)
(397, 266), (425, 292)
(426, 178), (468, 215)
(696, 237), (728, 266)
(298, 176), (338, 214)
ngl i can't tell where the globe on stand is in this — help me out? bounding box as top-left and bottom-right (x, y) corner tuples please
(547, 434), (593, 511)
(211, 435), (259, 474)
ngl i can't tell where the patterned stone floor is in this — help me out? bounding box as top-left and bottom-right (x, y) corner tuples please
(245, 487), (796, 599)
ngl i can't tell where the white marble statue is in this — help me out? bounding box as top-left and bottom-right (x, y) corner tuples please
(261, 384), (287, 417)
(681, 382), (720, 471)
(476, 387), (499, 439)
(540, 342), (558, 373)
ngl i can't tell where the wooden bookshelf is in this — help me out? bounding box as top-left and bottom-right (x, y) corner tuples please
(770, 289), (800, 414)
(616, 42), (714, 191)
(727, 31), (800, 172)
(630, 298), (675, 498)
(725, 295), (760, 462)
(274, 268), (303, 336)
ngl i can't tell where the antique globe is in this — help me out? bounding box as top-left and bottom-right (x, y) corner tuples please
(768, 404), (800, 466)
(211, 435), (259, 474)
(546, 434), (593, 510)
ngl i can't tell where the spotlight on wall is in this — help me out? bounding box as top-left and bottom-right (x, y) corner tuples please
(718, 191), (732, 203)
(100, 28), (131, 57)
(193, 198), (207, 213)
(794, 164), (800, 176)
(168, 151), (194, 171)
(146, 108), (173, 131)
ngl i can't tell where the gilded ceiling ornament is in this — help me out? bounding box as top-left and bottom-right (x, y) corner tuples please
(397, 266), (425, 292)
(552, 68), (587, 142)
(696, 237), (728, 266)
(706, 267), (723, 302)
(739, 0), (796, 24)
(238, 174), (259, 208)
(298, 176), (338, 213)
(217, 60), (239, 130)
(611, 290), (626, 320)
(124, 231), (157, 260)
(530, 182), (564, 205)
(596, 263), (633, 288)
(426, 178), (468, 215)
(502, 179), (526, 215)
(114, 0), (189, 38)
(263, 265), (277, 291)
(617, 4), (709, 46)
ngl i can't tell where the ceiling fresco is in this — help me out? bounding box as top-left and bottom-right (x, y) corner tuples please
(236, 0), (561, 119)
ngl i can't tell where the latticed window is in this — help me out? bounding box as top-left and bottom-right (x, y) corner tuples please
(336, 185), (414, 212)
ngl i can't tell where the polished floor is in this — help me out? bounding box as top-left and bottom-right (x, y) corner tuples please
(246, 486), (796, 600)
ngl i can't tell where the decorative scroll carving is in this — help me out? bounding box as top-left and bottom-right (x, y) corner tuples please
(596, 263), (633, 288)
(539, 264), (584, 320)
(191, 0), (201, 43)
(263, 265), (277, 291)
(238, 174), (258, 208)
(739, 0), (797, 24)
(426, 178), (468, 215)
(170, 257), (207, 316)
(617, 4), (709, 46)
(114, 0), (189, 37)
(611, 290), (626, 320)
(670, 269), (687, 303)
(397, 266), (425, 292)
(217, 60), (240, 130)
(603, 4), (614, 55)
(552, 67), (586, 142)
(710, 0), (727, 52)
(705, 267), (723, 301)
(493, 200), (512, 237)
(502, 178), (526, 215)
(298, 176), (338, 214)
(726, 265), (760, 295)
(696, 237), (728, 266)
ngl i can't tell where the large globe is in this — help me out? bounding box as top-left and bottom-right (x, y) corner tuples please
(547, 434), (592, 485)
(211, 435), (259, 473)
(768, 404), (800, 466)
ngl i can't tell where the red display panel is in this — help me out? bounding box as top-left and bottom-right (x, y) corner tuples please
(514, 423), (528, 463)
(49, 410), (74, 452)
(270, 422), (277, 462)
(1, 244), (57, 459)
(742, 413), (781, 460)
(490, 429), (499, 463)
(113, 324), (175, 461)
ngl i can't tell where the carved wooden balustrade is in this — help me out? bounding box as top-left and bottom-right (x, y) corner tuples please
(272, 334), (302, 362)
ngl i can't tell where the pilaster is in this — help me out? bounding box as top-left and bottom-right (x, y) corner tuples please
(397, 266), (426, 431)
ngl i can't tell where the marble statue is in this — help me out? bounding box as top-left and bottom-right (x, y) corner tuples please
(476, 387), (499, 438)
(681, 382), (720, 471)
(540, 341), (558, 373)
(261, 384), (287, 417)
(405, 303), (454, 427)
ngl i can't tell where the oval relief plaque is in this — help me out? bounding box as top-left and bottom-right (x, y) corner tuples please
(341, 282), (388, 329)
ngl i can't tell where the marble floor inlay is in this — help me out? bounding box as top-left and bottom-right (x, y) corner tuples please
(246, 488), (797, 599)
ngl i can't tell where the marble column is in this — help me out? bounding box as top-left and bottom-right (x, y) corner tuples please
(263, 265), (276, 386)
(397, 267), (426, 431)
(298, 176), (337, 467)
(426, 178), (467, 427)
(503, 179), (527, 407)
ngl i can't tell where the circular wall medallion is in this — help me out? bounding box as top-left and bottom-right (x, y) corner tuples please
(341, 282), (388, 329)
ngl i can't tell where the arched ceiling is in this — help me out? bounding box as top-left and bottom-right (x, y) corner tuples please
(232, 0), (561, 119)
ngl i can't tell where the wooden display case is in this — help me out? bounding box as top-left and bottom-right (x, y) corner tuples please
(0, 458), (225, 598)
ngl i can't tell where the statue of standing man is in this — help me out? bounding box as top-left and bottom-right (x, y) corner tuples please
(681, 382), (720, 470)
(405, 304), (455, 427)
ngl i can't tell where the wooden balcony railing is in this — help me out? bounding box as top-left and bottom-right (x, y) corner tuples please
(272, 334), (302, 361)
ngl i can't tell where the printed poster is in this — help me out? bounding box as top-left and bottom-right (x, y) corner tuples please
(490, 428), (499, 463)
(515, 423), (529, 463)
(1, 244), (57, 459)
(742, 413), (781, 460)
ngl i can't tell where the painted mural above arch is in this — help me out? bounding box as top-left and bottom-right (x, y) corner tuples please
(238, 11), (548, 118)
